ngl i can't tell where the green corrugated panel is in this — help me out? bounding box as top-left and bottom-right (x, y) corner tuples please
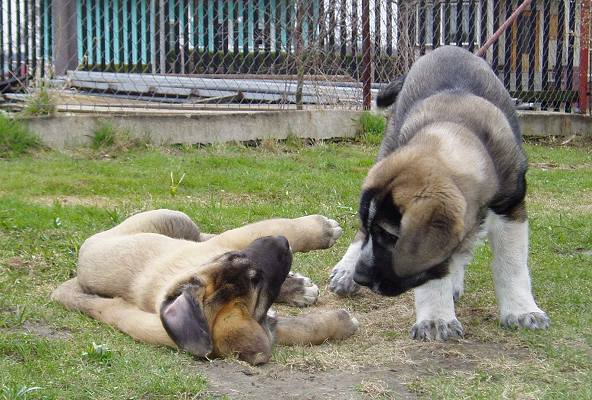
(85, 0), (92, 64)
(131, 0), (138, 64)
(76, 0), (83, 62)
(141, 0), (147, 64)
(122, 0), (128, 65)
(95, 0), (102, 64)
(104, 0), (111, 63)
(114, 0), (120, 65)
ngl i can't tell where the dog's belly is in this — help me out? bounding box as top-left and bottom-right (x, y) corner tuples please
(77, 233), (179, 299)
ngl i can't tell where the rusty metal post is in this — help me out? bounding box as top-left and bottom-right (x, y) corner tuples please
(52, 0), (78, 76)
(578, 0), (591, 114)
(361, 0), (372, 109)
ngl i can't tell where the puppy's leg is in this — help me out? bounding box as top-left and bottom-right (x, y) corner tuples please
(271, 309), (359, 346)
(328, 231), (364, 296)
(487, 211), (550, 329)
(51, 278), (174, 347)
(109, 209), (202, 241)
(411, 260), (464, 341)
(208, 215), (342, 253)
(276, 272), (320, 307)
(450, 252), (473, 302)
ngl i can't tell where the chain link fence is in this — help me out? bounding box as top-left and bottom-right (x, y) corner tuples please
(1, 0), (590, 113)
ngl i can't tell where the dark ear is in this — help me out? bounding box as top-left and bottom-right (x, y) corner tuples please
(376, 74), (407, 107)
(392, 197), (465, 277)
(160, 283), (213, 357)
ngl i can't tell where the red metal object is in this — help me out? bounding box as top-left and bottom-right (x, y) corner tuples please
(475, 0), (532, 58)
(361, 0), (372, 110)
(578, 0), (591, 114)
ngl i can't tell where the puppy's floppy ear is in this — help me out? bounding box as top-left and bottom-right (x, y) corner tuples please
(160, 281), (213, 357)
(376, 74), (406, 107)
(393, 195), (465, 277)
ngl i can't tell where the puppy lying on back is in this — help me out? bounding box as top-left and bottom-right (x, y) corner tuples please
(329, 46), (549, 340)
(52, 209), (358, 365)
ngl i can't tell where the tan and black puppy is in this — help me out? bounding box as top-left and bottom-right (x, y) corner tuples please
(52, 209), (358, 365)
(329, 46), (549, 340)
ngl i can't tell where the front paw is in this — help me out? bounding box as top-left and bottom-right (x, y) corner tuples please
(277, 272), (319, 307)
(501, 311), (550, 330)
(411, 319), (464, 341)
(332, 309), (360, 340)
(328, 261), (360, 296)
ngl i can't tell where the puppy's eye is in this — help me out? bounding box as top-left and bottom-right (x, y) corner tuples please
(375, 223), (400, 241)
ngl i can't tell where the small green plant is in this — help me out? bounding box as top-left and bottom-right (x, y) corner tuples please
(1, 385), (41, 400)
(90, 122), (150, 154)
(0, 114), (42, 158)
(356, 111), (386, 145)
(21, 86), (56, 117)
(169, 171), (186, 196)
(82, 342), (114, 364)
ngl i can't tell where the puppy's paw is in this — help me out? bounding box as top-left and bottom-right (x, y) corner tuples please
(332, 309), (360, 340)
(277, 272), (319, 307)
(316, 215), (343, 248)
(501, 311), (550, 330)
(328, 260), (361, 296)
(411, 319), (464, 341)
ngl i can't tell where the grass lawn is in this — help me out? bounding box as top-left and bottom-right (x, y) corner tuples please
(0, 135), (590, 399)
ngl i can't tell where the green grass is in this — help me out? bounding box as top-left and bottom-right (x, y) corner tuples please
(0, 115), (42, 159)
(357, 111), (386, 145)
(0, 140), (590, 398)
(21, 87), (57, 117)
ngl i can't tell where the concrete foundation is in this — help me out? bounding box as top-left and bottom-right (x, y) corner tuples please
(24, 110), (362, 149)
(22, 110), (591, 150)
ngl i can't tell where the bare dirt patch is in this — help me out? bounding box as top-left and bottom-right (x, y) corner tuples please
(191, 290), (532, 399)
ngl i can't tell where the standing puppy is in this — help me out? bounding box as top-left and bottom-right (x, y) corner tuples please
(329, 46), (549, 340)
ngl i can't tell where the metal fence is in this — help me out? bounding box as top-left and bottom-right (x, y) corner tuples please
(1, 0), (590, 113)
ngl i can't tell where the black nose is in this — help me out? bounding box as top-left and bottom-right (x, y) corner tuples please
(353, 261), (374, 286)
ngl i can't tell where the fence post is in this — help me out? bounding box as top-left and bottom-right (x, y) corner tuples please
(361, 0), (372, 110)
(579, 0), (591, 114)
(52, 0), (78, 76)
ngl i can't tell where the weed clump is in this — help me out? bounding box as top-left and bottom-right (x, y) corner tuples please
(356, 111), (386, 145)
(0, 114), (42, 158)
(90, 122), (150, 155)
(21, 86), (57, 117)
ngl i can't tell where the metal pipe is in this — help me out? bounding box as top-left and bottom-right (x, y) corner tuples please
(475, 0), (532, 58)
(578, 0), (591, 114)
(361, 0), (372, 109)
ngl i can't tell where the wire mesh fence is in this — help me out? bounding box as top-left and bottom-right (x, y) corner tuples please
(1, 0), (590, 113)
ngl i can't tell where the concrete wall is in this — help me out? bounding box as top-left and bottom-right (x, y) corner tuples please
(23, 110), (591, 150)
(25, 110), (363, 150)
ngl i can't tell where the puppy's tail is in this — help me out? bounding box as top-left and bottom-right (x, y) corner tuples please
(376, 74), (406, 108)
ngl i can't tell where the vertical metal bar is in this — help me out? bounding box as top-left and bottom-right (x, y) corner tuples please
(235, 0), (241, 53)
(374, 0), (381, 55)
(542, 0), (549, 91)
(340, 0), (347, 57)
(566, 0), (575, 97)
(503, 0), (511, 89)
(362, 0), (371, 109)
(516, 4), (523, 91)
(433, 0), (441, 49)
(242, 0), (248, 53)
(263, 0), (270, 55)
(578, 0), (590, 113)
(40, 0), (45, 74)
(0, 1), (4, 79)
(351, 0), (358, 55)
(254, 0), (260, 54)
(418, 0), (426, 55)
(455, 0), (462, 45)
(444, 0), (450, 44)
(387, 0), (393, 54)
(556, 0), (564, 92)
(183, 0), (190, 72)
(25, 0), (30, 74)
(33, 0), (38, 74)
(493, 0), (499, 73)
(528, 1), (536, 91)
(53, 0), (78, 75)
(468, 0), (476, 52)
(17, 0), (22, 70)
(479, 0), (487, 48)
